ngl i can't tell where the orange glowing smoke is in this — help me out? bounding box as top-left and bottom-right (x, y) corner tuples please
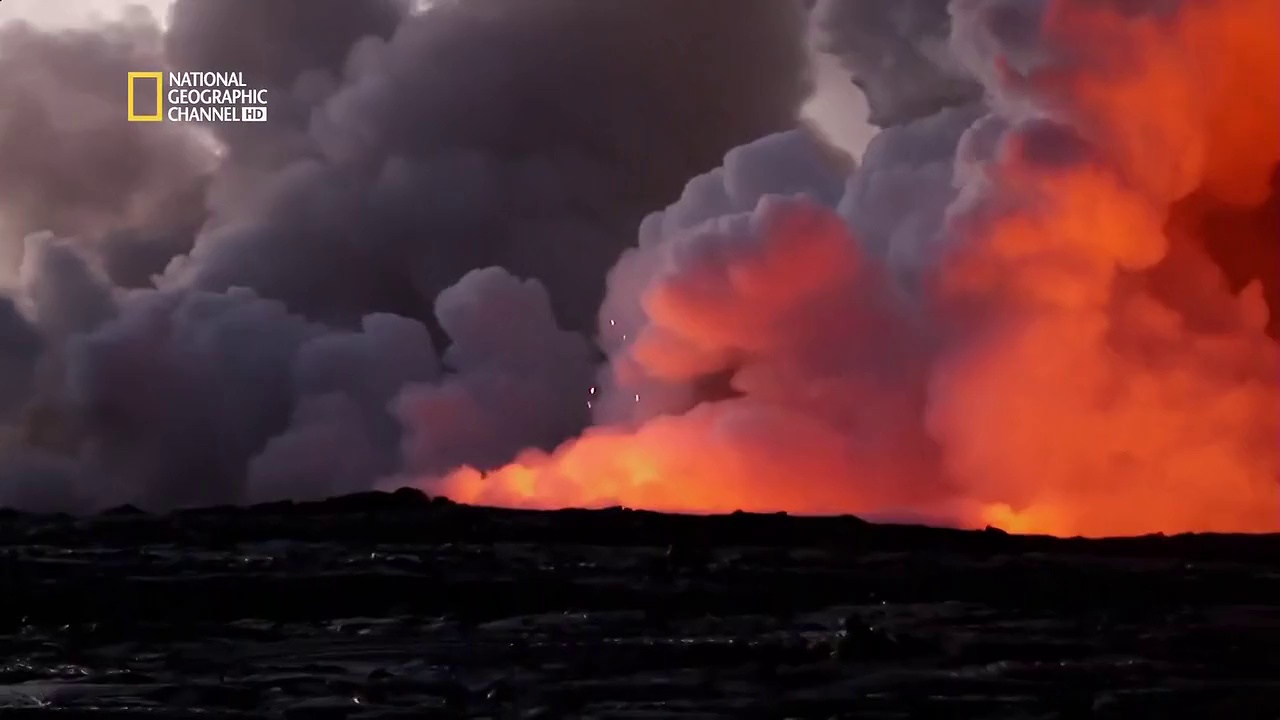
(927, 0), (1280, 537)
(432, 200), (949, 522)
(416, 0), (1280, 538)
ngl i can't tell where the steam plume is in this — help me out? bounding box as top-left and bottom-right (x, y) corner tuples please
(425, 0), (1279, 536)
(0, 0), (1275, 537)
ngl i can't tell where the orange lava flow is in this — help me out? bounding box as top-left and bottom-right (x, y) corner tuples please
(436, 403), (891, 517)
(415, 0), (1280, 538)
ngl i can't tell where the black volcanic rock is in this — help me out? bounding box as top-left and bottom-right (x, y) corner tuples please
(99, 504), (147, 516)
(0, 494), (1276, 717)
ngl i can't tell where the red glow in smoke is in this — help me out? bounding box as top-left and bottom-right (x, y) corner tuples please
(416, 0), (1280, 538)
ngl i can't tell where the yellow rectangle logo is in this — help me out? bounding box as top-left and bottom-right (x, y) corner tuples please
(127, 72), (164, 122)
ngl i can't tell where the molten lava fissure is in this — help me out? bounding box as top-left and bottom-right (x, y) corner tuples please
(0, 0), (1276, 538)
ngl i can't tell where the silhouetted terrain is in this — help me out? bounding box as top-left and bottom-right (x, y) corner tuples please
(1, 491), (1278, 718)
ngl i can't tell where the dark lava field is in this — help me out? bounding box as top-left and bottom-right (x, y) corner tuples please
(1, 489), (1277, 719)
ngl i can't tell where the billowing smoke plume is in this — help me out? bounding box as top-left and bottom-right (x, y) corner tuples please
(1, 0), (1275, 538)
(160, 0), (811, 330)
(0, 0), (811, 513)
(424, 0), (1280, 537)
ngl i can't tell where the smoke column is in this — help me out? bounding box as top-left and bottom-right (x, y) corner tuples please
(0, 0), (811, 512)
(0, 0), (1275, 537)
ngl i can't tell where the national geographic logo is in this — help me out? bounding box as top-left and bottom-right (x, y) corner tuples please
(127, 71), (269, 123)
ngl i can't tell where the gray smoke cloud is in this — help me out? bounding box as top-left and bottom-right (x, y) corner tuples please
(163, 0), (409, 163)
(0, 0), (813, 512)
(0, 297), (43, 418)
(162, 0), (812, 331)
(810, 0), (981, 127)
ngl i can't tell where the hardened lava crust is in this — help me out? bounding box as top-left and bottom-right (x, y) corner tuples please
(1, 489), (1278, 719)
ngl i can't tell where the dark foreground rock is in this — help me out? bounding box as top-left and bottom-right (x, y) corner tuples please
(1, 492), (1277, 718)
